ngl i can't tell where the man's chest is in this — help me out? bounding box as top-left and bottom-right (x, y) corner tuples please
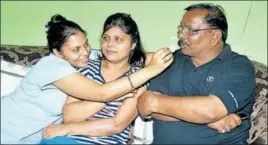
(168, 62), (222, 96)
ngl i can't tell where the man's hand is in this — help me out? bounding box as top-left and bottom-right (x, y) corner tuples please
(137, 91), (158, 119)
(43, 124), (69, 139)
(207, 113), (241, 133)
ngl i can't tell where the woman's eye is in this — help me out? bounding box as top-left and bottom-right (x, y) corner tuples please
(115, 37), (123, 43)
(102, 36), (109, 41)
(72, 48), (80, 53)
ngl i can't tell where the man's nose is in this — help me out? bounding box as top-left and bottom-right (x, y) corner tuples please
(178, 31), (186, 41)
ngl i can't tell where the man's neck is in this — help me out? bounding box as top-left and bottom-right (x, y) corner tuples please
(191, 43), (224, 67)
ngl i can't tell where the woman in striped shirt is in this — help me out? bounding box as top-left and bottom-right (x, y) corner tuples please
(41, 12), (152, 144)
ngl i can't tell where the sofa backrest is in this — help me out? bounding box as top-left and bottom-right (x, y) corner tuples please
(247, 61), (267, 144)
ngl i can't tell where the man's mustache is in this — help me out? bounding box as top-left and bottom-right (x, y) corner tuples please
(178, 40), (189, 48)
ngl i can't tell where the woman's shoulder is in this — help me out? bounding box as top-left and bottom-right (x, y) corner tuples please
(36, 53), (65, 65)
(88, 59), (101, 65)
(30, 53), (75, 75)
(128, 65), (142, 75)
(78, 59), (101, 74)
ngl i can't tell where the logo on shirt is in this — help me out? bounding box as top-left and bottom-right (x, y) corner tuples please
(206, 76), (214, 82)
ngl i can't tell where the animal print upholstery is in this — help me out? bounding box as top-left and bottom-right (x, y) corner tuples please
(0, 44), (49, 67)
(247, 61), (268, 145)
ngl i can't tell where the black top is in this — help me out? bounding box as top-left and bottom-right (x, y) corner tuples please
(148, 44), (256, 144)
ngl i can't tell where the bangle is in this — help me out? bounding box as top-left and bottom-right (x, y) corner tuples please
(127, 75), (136, 92)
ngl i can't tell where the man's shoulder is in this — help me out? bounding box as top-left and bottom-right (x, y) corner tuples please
(225, 50), (253, 66)
(221, 50), (255, 75)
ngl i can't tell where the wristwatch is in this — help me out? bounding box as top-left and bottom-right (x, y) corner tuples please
(237, 113), (248, 120)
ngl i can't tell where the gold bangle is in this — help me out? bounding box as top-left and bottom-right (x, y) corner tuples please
(127, 75), (136, 92)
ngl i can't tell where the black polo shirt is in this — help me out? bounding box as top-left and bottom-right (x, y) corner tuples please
(148, 44), (256, 144)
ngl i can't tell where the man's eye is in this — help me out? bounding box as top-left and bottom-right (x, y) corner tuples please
(191, 30), (199, 34)
(84, 42), (89, 47)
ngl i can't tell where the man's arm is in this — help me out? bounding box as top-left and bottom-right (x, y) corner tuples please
(151, 112), (242, 133)
(138, 92), (227, 124)
(151, 113), (178, 121)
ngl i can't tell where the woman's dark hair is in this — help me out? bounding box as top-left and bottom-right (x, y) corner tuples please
(46, 14), (87, 53)
(185, 3), (228, 43)
(101, 13), (146, 67)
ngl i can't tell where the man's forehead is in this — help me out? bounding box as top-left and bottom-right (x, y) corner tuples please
(181, 9), (208, 27)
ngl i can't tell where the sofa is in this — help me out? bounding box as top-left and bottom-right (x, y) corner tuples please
(1, 44), (267, 144)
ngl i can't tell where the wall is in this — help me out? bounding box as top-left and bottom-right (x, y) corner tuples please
(1, 1), (267, 64)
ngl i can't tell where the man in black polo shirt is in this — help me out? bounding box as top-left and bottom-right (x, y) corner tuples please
(137, 3), (256, 144)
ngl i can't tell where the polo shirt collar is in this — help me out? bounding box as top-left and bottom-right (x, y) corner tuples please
(216, 43), (232, 61)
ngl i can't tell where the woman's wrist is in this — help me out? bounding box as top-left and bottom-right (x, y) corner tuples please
(143, 65), (159, 77)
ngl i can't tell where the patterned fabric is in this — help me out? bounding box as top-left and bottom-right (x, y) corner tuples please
(247, 61), (268, 145)
(68, 59), (140, 144)
(0, 44), (49, 67)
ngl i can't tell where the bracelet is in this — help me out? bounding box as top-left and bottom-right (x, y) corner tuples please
(127, 75), (136, 93)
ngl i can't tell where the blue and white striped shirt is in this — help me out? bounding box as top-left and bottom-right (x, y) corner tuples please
(68, 59), (141, 144)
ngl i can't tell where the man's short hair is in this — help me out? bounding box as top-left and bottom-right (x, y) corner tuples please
(185, 3), (228, 43)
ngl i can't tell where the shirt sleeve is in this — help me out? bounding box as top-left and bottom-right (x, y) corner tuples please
(148, 67), (172, 95)
(28, 54), (78, 88)
(209, 56), (256, 114)
(148, 52), (180, 95)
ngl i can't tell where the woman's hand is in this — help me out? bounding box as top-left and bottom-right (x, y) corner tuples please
(114, 92), (136, 101)
(146, 48), (174, 76)
(43, 124), (70, 139)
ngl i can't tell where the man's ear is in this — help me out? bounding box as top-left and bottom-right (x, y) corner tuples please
(131, 43), (137, 50)
(52, 49), (63, 58)
(211, 30), (222, 46)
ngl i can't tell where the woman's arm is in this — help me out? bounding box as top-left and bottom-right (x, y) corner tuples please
(43, 87), (147, 139)
(63, 96), (106, 123)
(62, 92), (135, 123)
(145, 52), (154, 66)
(53, 48), (173, 102)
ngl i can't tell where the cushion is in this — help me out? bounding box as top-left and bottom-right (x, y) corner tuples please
(132, 116), (153, 144)
(1, 60), (30, 97)
(247, 61), (268, 145)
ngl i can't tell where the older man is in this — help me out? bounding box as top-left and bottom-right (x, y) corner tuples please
(137, 3), (256, 144)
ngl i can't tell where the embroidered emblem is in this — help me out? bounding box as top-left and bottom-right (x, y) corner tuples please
(206, 76), (214, 82)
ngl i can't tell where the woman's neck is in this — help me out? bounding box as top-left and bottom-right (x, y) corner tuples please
(102, 59), (130, 71)
(101, 59), (131, 82)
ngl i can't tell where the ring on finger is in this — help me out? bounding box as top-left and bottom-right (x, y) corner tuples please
(221, 129), (227, 133)
(225, 128), (230, 132)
